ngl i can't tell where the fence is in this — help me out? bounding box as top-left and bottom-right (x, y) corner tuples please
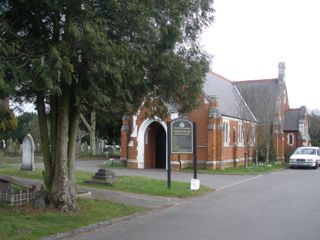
(0, 188), (38, 206)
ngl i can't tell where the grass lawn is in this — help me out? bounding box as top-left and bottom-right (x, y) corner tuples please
(0, 165), (211, 239)
(81, 175), (212, 198)
(182, 162), (288, 175)
(0, 165), (43, 179)
(0, 199), (143, 240)
(0, 151), (105, 164)
(0, 165), (212, 198)
(0, 151), (42, 164)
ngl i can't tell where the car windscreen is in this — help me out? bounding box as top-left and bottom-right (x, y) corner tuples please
(294, 148), (317, 155)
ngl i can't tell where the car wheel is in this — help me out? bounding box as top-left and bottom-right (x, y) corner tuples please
(313, 162), (318, 169)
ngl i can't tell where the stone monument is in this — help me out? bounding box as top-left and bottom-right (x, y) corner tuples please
(21, 134), (35, 171)
(84, 168), (116, 185)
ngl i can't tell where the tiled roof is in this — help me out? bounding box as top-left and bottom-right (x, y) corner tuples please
(234, 79), (280, 123)
(203, 72), (257, 122)
(283, 107), (307, 131)
(283, 109), (300, 131)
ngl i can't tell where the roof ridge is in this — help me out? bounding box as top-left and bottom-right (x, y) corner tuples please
(207, 71), (233, 83)
(234, 78), (278, 84)
(287, 108), (300, 112)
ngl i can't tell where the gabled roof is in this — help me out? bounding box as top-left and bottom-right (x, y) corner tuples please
(203, 72), (257, 122)
(234, 78), (281, 123)
(283, 107), (307, 131)
(283, 109), (300, 131)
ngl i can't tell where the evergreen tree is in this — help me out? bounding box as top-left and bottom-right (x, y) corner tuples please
(0, 98), (17, 134)
(1, 112), (38, 142)
(0, 0), (213, 211)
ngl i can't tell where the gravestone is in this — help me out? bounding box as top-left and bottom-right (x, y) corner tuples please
(21, 134), (35, 171)
(84, 168), (116, 185)
(0, 139), (5, 149)
(0, 176), (44, 208)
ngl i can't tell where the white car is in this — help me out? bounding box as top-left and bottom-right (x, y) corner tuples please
(289, 147), (320, 169)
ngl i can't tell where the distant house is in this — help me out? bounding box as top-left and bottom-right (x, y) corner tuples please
(235, 62), (311, 161)
(120, 72), (257, 171)
(283, 107), (311, 158)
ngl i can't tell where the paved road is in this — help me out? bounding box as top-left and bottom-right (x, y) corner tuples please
(65, 166), (320, 240)
(34, 160), (260, 210)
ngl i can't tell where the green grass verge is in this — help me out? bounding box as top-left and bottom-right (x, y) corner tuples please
(0, 165), (212, 198)
(182, 162), (288, 175)
(0, 199), (143, 240)
(0, 165), (211, 239)
(0, 151), (42, 164)
(0, 165), (43, 179)
(81, 175), (212, 198)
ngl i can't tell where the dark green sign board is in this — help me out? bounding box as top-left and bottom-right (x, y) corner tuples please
(171, 118), (193, 153)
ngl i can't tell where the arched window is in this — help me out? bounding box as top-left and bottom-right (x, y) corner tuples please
(287, 134), (294, 146)
(238, 123), (243, 144)
(223, 120), (229, 146)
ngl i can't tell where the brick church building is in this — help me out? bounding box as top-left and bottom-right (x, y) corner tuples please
(235, 62), (310, 161)
(120, 62), (310, 170)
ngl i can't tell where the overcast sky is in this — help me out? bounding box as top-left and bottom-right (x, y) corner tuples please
(201, 0), (320, 110)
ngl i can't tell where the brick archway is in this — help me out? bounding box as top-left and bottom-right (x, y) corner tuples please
(137, 119), (167, 169)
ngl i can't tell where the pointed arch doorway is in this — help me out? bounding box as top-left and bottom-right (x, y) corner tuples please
(142, 121), (167, 169)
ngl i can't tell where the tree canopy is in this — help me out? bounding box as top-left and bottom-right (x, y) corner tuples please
(1, 112), (38, 142)
(0, 0), (214, 210)
(0, 98), (17, 133)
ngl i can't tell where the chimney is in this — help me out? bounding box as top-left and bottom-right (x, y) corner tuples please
(278, 62), (286, 80)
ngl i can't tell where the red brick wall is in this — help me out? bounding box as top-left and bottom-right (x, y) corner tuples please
(284, 132), (299, 160)
(122, 95), (256, 170)
(276, 84), (289, 161)
(187, 95), (209, 161)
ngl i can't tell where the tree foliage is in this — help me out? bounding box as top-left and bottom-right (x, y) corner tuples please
(308, 109), (320, 147)
(1, 112), (38, 142)
(0, 0), (214, 210)
(0, 98), (17, 133)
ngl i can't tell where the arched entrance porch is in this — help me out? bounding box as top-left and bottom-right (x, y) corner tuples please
(137, 119), (167, 169)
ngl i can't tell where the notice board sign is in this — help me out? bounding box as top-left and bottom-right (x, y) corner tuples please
(170, 118), (193, 153)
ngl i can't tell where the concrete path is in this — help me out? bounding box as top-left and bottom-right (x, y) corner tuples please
(33, 160), (263, 210)
(74, 160), (261, 190)
(38, 160), (265, 240)
(79, 186), (182, 209)
(73, 160), (261, 209)
(58, 168), (320, 240)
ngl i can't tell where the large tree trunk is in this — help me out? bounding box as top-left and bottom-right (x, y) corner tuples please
(36, 89), (80, 211)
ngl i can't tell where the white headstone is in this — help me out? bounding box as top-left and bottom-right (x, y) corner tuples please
(21, 134), (35, 171)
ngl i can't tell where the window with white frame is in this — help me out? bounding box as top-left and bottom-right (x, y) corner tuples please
(250, 124), (256, 146)
(223, 120), (229, 146)
(238, 123), (243, 144)
(287, 134), (294, 146)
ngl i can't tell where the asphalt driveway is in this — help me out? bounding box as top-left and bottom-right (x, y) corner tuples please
(61, 165), (320, 240)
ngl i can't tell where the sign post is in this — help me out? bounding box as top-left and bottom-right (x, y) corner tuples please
(167, 118), (197, 189)
(171, 118), (193, 154)
(193, 122), (197, 180)
(167, 122), (171, 189)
